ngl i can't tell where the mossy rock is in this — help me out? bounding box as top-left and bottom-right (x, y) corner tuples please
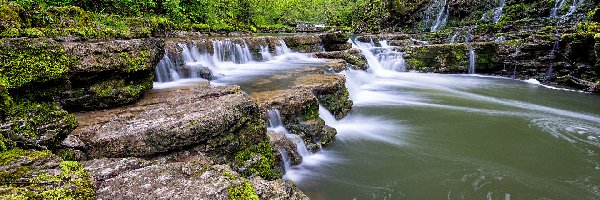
(405, 43), (469, 73)
(1, 99), (76, 150)
(0, 149), (94, 199)
(0, 2), (25, 30)
(60, 76), (153, 111)
(0, 38), (73, 91)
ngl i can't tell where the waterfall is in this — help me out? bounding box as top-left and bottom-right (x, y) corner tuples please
(213, 40), (254, 64)
(275, 39), (292, 56)
(564, 0), (582, 18)
(266, 109), (311, 172)
(351, 39), (408, 73)
(469, 49), (476, 74)
(493, 0), (505, 24)
(426, 0), (449, 32)
(450, 32), (458, 43)
(260, 45), (273, 61)
(550, 0), (567, 18)
(154, 55), (181, 83)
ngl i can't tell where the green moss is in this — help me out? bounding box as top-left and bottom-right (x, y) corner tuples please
(406, 44), (468, 73)
(228, 180), (259, 200)
(89, 77), (152, 99)
(0, 150), (95, 199)
(301, 105), (319, 121)
(0, 2), (25, 30)
(0, 39), (74, 89)
(4, 100), (77, 150)
(22, 28), (44, 38)
(123, 50), (151, 73)
(233, 138), (280, 180)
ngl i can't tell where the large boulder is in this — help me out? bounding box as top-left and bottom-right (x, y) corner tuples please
(319, 33), (351, 51)
(282, 35), (322, 53)
(66, 83), (265, 159)
(83, 153), (307, 199)
(60, 38), (164, 111)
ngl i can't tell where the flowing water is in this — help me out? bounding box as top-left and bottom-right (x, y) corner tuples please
(425, 0), (449, 32)
(493, 0), (505, 24)
(292, 40), (600, 199)
(152, 36), (600, 199)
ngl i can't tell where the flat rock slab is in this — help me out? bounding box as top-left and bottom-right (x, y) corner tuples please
(67, 83), (259, 158)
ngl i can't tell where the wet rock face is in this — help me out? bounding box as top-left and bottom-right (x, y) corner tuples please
(68, 83), (267, 159)
(282, 35), (323, 53)
(315, 49), (369, 70)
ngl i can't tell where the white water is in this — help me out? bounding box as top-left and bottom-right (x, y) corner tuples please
(493, 0), (506, 24)
(469, 48), (476, 74)
(344, 40), (600, 145)
(550, 0), (582, 18)
(426, 0), (449, 32)
(551, 0), (567, 18)
(153, 38), (325, 88)
(351, 39), (407, 73)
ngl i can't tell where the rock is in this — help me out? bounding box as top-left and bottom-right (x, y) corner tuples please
(319, 33), (351, 51)
(59, 38), (165, 111)
(68, 83), (267, 159)
(293, 74), (353, 119)
(282, 35), (322, 53)
(404, 43), (470, 73)
(323, 43), (352, 51)
(0, 149), (95, 199)
(314, 49), (369, 70)
(268, 130), (302, 166)
(250, 89), (337, 151)
(324, 59), (349, 72)
(84, 154), (306, 200)
(179, 65), (213, 80)
(1, 100), (76, 150)
(249, 177), (309, 200)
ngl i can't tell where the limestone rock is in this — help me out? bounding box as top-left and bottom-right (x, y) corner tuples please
(68, 83), (267, 159)
(293, 74), (353, 119)
(283, 35), (323, 53)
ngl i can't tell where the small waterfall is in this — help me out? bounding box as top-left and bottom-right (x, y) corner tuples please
(351, 39), (408, 73)
(563, 0), (582, 18)
(213, 40), (253, 64)
(550, 0), (567, 18)
(493, 0), (506, 24)
(275, 39), (292, 56)
(260, 45), (273, 61)
(154, 55), (181, 83)
(469, 49), (476, 74)
(426, 0), (449, 32)
(450, 32), (458, 43)
(266, 109), (311, 172)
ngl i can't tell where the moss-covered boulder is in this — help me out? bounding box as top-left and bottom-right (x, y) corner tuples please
(0, 38), (73, 99)
(1, 100), (76, 151)
(293, 74), (353, 119)
(314, 49), (369, 70)
(404, 43), (469, 73)
(0, 149), (94, 199)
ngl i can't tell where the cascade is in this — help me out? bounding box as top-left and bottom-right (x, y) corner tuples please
(550, 0), (567, 18)
(351, 39), (407, 73)
(275, 39), (292, 56)
(426, 0), (449, 32)
(154, 55), (180, 83)
(450, 32), (458, 43)
(266, 109), (311, 171)
(469, 49), (476, 74)
(260, 45), (273, 61)
(493, 0), (506, 24)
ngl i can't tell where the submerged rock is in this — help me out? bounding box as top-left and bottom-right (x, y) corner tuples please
(67, 83), (267, 159)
